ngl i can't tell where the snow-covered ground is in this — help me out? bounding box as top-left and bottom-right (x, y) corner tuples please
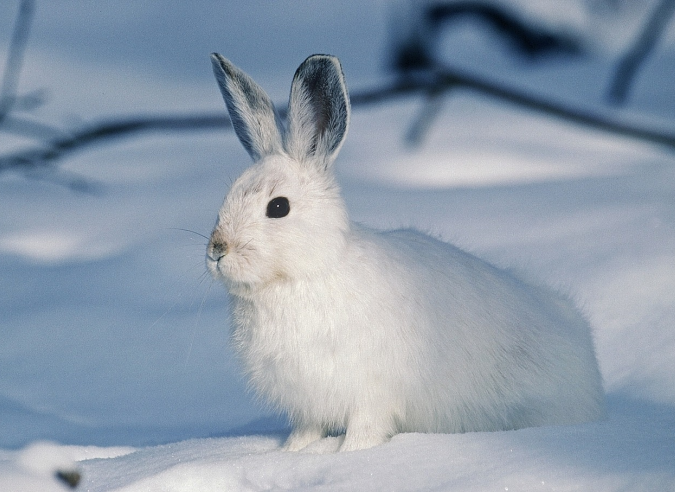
(1, 1), (674, 490)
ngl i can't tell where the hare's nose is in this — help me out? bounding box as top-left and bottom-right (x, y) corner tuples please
(208, 239), (227, 262)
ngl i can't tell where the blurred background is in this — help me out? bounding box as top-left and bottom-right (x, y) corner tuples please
(1, 0), (674, 449)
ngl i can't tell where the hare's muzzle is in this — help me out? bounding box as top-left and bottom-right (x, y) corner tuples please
(207, 239), (227, 264)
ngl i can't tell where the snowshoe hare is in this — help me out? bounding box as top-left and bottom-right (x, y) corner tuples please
(207, 53), (606, 452)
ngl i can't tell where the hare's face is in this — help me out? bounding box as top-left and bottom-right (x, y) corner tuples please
(207, 155), (349, 293)
(208, 53), (350, 294)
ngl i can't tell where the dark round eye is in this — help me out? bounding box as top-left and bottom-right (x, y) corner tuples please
(266, 196), (290, 218)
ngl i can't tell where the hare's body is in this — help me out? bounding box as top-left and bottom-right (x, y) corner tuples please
(229, 225), (604, 451)
(207, 53), (605, 452)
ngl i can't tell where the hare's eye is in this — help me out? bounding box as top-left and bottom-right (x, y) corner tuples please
(266, 196), (290, 218)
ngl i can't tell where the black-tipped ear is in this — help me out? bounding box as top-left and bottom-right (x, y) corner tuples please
(285, 54), (350, 169)
(211, 53), (284, 161)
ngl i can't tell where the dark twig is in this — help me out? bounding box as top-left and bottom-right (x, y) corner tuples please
(430, 64), (675, 149)
(427, 2), (581, 59)
(353, 66), (675, 150)
(0, 113), (230, 173)
(2, 114), (70, 141)
(607, 0), (675, 105)
(405, 83), (449, 145)
(389, 1), (582, 73)
(0, 0), (35, 126)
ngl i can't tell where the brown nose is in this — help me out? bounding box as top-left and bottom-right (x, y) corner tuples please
(208, 239), (227, 262)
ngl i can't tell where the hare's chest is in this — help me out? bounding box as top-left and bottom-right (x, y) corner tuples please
(231, 293), (348, 383)
(231, 294), (364, 422)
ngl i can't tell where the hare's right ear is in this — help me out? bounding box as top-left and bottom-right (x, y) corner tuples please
(285, 55), (350, 171)
(211, 53), (284, 161)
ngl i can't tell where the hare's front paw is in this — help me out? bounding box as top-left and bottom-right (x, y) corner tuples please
(339, 414), (392, 452)
(283, 425), (325, 452)
(339, 430), (390, 452)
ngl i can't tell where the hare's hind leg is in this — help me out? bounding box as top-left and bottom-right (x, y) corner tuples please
(283, 423), (326, 452)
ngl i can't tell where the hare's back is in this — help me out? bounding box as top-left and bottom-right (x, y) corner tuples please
(373, 227), (592, 347)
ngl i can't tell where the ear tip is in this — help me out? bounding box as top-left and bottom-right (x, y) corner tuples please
(210, 53), (231, 73)
(297, 54), (346, 90)
(306, 53), (336, 60)
(304, 54), (342, 69)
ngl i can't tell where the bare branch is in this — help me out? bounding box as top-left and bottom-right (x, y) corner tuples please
(353, 67), (675, 150)
(0, 113), (230, 173)
(0, 0), (36, 126)
(607, 0), (675, 105)
(404, 83), (448, 146)
(2, 114), (69, 141)
(427, 2), (581, 59)
(429, 65), (675, 150)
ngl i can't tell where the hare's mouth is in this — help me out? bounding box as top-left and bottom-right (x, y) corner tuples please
(206, 249), (260, 287)
(206, 251), (224, 268)
(206, 250), (226, 268)
(206, 236), (237, 279)
(205, 244), (233, 281)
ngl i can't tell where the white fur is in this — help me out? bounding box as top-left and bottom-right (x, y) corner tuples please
(207, 53), (606, 452)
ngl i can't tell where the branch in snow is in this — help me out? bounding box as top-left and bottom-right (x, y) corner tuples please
(426, 65), (675, 150)
(426, 2), (582, 59)
(0, 0), (36, 127)
(387, 0), (582, 73)
(607, 0), (675, 105)
(0, 113), (230, 173)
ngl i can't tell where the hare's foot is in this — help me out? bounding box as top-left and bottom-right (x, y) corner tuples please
(283, 424), (326, 452)
(339, 413), (393, 452)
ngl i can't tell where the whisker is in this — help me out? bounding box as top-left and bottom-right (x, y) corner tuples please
(170, 228), (211, 241)
(196, 269), (212, 286)
(185, 277), (215, 369)
(240, 238), (255, 251)
(148, 304), (174, 332)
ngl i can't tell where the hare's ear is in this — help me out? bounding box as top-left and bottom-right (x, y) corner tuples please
(211, 53), (283, 161)
(285, 55), (350, 170)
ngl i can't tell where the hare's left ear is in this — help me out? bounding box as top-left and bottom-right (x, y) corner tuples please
(211, 53), (284, 161)
(285, 55), (350, 170)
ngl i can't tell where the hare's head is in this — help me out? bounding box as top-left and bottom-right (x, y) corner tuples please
(207, 54), (351, 293)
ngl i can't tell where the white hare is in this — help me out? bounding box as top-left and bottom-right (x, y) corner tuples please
(206, 53), (606, 452)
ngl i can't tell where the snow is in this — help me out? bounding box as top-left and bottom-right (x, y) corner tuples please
(1, 1), (674, 490)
